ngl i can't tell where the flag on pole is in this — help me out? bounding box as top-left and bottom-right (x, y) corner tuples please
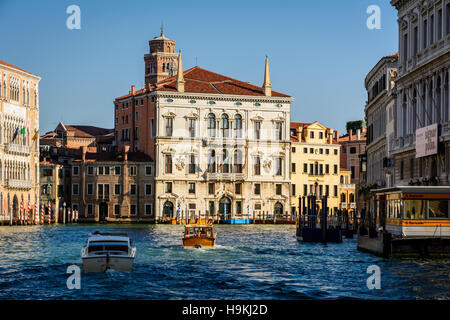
(32, 129), (39, 141)
(11, 128), (19, 143)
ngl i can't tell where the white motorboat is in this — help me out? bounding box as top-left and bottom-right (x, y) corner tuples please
(81, 231), (136, 273)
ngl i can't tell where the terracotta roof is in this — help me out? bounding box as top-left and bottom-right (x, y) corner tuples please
(290, 122), (312, 142)
(0, 60), (36, 76)
(116, 66), (291, 101)
(65, 125), (113, 138)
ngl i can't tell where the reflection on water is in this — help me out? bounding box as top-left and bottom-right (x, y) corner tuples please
(0, 224), (448, 300)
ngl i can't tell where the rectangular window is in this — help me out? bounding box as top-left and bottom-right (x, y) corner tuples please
(115, 166), (121, 175)
(236, 201), (242, 215)
(438, 9), (443, 40)
(98, 166), (104, 175)
(292, 184), (296, 196)
(310, 163), (314, 175)
(114, 204), (120, 216)
(189, 155), (196, 174)
(188, 119), (196, 138)
(292, 147), (296, 153)
(166, 118), (173, 137)
(130, 184), (137, 195)
(304, 163), (308, 173)
(430, 15), (434, 45)
(325, 149), (329, 155)
(72, 166), (79, 176)
(105, 166), (110, 175)
(166, 182), (173, 194)
(334, 165), (338, 174)
(98, 184), (104, 198)
(310, 131), (314, 139)
(254, 183), (261, 195)
(129, 166), (137, 176)
(276, 184), (282, 195)
(87, 204), (94, 216)
(145, 204), (153, 216)
(165, 155), (173, 174)
(188, 183), (196, 194)
(145, 184), (152, 195)
(334, 185), (338, 197)
(87, 166), (94, 175)
(235, 183), (242, 195)
(254, 157), (261, 175)
(72, 184), (79, 195)
(208, 183), (215, 195)
(145, 166), (152, 176)
(275, 157), (282, 176)
(114, 184), (121, 195)
(151, 119), (155, 138)
(413, 26), (418, 55)
(292, 163), (296, 173)
(325, 185), (329, 196)
(400, 160), (404, 180)
(303, 184), (307, 196)
(87, 183), (93, 195)
(254, 121), (261, 140)
(334, 149), (338, 155)
(275, 122), (283, 140)
(304, 148), (308, 153)
(351, 166), (355, 179)
(130, 204), (137, 216)
(325, 164), (329, 174)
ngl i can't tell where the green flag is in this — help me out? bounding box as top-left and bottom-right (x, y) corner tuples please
(20, 127), (25, 135)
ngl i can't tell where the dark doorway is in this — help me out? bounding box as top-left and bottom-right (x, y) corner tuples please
(163, 201), (174, 218)
(274, 202), (283, 217)
(219, 197), (232, 219)
(99, 202), (108, 222)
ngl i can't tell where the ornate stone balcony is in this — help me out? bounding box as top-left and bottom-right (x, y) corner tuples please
(6, 179), (33, 189)
(205, 172), (245, 182)
(5, 143), (31, 155)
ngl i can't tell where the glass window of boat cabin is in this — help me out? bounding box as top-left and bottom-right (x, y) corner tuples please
(404, 199), (426, 219)
(428, 200), (450, 219)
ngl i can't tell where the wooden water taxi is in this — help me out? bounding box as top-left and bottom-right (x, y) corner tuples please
(183, 224), (216, 248)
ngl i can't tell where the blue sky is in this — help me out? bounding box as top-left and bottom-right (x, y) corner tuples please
(0, 0), (398, 135)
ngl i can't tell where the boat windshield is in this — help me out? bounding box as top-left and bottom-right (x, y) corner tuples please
(185, 227), (213, 237)
(88, 243), (129, 253)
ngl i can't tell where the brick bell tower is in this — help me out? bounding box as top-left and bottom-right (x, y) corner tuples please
(144, 26), (179, 86)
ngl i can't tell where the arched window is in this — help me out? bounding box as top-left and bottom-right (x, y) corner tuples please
(349, 193), (355, 203)
(234, 150), (243, 173)
(208, 150), (216, 173)
(221, 114), (229, 138)
(207, 113), (216, 137)
(340, 175), (344, 184)
(222, 149), (229, 173)
(234, 114), (242, 138)
(163, 201), (174, 218)
(341, 193), (346, 203)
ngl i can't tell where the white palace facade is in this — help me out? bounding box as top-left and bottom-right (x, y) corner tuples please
(114, 32), (294, 222)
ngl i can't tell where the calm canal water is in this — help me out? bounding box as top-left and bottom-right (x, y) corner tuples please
(0, 224), (448, 300)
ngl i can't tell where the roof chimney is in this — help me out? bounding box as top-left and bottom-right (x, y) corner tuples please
(131, 85), (136, 95)
(81, 146), (87, 162)
(357, 129), (361, 140)
(176, 50), (185, 93)
(349, 129), (353, 141)
(123, 145), (130, 162)
(335, 130), (340, 143)
(263, 56), (272, 97)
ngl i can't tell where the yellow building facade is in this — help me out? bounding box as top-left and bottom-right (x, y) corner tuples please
(290, 122), (341, 215)
(338, 168), (356, 212)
